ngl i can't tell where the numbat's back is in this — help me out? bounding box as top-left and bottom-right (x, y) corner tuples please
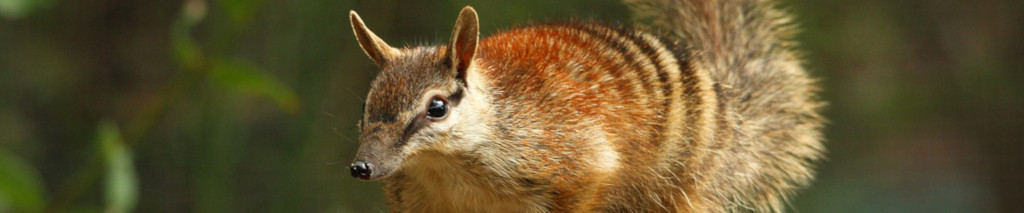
(346, 1), (824, 212)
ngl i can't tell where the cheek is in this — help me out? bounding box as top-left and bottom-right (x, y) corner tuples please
(402, 105), (471, 153)
(434, 109), (464, 134)
(404, 120), (459, 150)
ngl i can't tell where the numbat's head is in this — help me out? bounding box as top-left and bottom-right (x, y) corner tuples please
(348, 7), (486, 180)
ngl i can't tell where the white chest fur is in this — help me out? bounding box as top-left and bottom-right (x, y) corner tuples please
(391, 151), (549, 213)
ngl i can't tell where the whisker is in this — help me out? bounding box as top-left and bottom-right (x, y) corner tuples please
(325, 160), (346, 165)
(332, 127), (358, 144)
(347, 88), (366, 103)
(321, 111), (337, 118)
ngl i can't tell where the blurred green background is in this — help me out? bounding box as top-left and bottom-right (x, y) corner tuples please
(0, 0), (1021, 212)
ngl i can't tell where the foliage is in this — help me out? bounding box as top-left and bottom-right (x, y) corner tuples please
(0, 149), (45, 212)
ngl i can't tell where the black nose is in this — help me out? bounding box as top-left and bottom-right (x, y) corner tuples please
(350, 161), (372, 180)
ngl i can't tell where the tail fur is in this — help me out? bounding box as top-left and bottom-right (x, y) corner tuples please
(626, 0), (826, 212)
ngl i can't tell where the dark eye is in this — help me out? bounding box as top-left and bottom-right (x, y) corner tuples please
(426, 97), (448, 120)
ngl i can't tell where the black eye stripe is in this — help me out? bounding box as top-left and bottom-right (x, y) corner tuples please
(396, 119), (422, 148)
(369, 112), (398, 123)
(393, 94), (454, 148)
(448, 88), (464, 106)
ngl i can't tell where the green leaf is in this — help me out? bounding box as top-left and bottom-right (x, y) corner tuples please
(97, 121), (137, 213)
(0, 149), (46, 213)
(218, 0), (262, 24)
(0, 0), (55, 20)
(171, 16), (204, 71)
(209, 58), (301, 113)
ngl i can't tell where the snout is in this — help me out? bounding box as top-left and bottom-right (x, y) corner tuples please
(351, 134), (403, 181)
(349, 160), (373, 180)
(348, 157), (395, 181)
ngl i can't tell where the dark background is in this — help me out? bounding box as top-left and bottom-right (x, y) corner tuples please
(0, 0), (1021, 212)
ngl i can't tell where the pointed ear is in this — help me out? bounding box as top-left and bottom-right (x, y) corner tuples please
(350, 11), (399, 67)
(447, 6), (479, 81)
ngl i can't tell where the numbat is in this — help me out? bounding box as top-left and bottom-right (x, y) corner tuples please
(347, 0), (824, 212)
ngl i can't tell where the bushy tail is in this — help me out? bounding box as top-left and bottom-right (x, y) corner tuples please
(626, 0), (802, 81)
(626, 0), (825, 212)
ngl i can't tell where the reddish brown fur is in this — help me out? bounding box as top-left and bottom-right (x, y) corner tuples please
(476, 24), (701, 211)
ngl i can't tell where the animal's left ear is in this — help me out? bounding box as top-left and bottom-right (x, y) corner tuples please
(447, 6), (479, 82)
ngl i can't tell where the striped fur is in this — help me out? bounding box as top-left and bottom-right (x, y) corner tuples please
(626, 0), (826, 212)
(349, 1), (823, 212)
